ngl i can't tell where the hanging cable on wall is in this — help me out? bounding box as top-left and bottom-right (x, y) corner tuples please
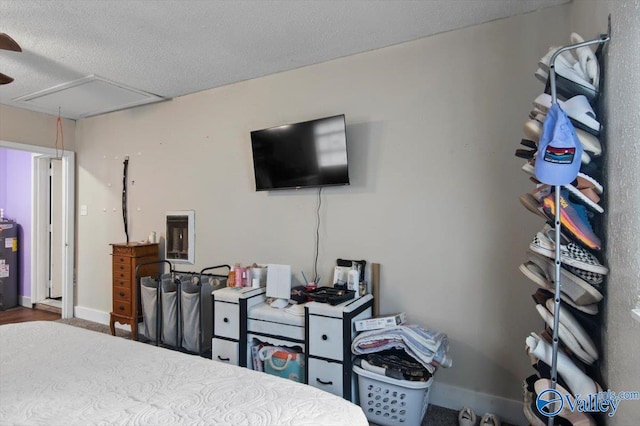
(122, 156), (130, 243)
(313, 187), (322, 282)
(54, 107), (64, 159)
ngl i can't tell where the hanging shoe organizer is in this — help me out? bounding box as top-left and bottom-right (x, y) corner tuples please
(516, 23), (610, 426)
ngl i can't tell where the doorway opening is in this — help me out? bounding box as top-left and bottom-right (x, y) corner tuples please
(33, 156), (64, 314)
(0, 140), (75, 319)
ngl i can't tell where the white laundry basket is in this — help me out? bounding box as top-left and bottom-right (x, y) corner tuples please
(353, 365), (433, 426)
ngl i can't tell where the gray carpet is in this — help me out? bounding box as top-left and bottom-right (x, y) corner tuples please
(55, 317), (132, 339)
(366, 403), (459, 426)
(421, 404), (460, 425)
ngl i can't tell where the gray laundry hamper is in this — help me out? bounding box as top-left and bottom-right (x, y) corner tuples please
(136, 259), (172, 344)
(180, 266), (229, 356)
(161, 275), (179, 348)
(140, 276), (159, 341)
(180, 279), (205, 354)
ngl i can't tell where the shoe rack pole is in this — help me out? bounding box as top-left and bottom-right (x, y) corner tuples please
(546, 34), (609, 426)
(548, 187), (562, 426)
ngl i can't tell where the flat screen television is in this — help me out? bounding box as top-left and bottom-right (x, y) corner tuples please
(250, 114), (350, 191)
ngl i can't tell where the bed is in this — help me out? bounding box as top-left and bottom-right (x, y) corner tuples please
(0, 321), (367, 425)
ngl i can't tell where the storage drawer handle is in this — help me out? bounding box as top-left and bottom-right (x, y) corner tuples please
(119, 291), (125, 297)
(322, 334), (328, 341)
(118, 306), (125, 311)
(316, 378), (333, 385)
(119, 265), (125, 270)
(223, 317), (229, 323)
(217, 356), (230, 362)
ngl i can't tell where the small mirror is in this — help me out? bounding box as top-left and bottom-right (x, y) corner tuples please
(166, 210), (195, 264)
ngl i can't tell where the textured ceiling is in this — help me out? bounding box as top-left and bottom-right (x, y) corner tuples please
(0, 0), (568, 119)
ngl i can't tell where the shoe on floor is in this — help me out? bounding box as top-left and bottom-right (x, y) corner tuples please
(480, 413), (501, 426)
(458, 407), (477, 426)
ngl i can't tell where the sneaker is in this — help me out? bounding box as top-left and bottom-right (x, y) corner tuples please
(458, 407), (477, 426)
(541, 190), (602, 251)
(526, 251), (603, 305)
(529, 227), (608, 274)
(480, 413), (501, 426)
(566, 265), (604, 286)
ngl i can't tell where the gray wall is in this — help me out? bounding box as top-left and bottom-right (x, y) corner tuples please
(4, 1), (637, 422)
(73, 6), (572, 410)
(570, 1), (640, 425)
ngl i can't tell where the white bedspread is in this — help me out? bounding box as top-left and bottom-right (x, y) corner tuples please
(0, 321), (367, 426)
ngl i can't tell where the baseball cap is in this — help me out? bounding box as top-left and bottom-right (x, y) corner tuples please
(535, 103), (583, 185)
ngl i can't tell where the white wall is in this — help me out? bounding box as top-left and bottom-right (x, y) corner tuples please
(0, 105), (76, 151)
(570, 1), (640, 425)
(74, 7), (575, 416)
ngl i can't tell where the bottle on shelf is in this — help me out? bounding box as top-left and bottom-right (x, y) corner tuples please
(348, 262), (360, 297)
(228, 266), (236, 287)
(236, 265), (246, 287)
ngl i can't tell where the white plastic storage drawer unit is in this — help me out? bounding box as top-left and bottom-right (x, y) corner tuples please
(305, 294), (373, 401)
(211, 338), (239, 365)
(211, 287), (265, 366)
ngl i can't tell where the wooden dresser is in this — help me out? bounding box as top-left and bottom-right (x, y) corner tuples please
(109, 242), (159, 340)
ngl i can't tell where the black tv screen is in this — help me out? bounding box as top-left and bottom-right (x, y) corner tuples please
(250, 114), (350, 191)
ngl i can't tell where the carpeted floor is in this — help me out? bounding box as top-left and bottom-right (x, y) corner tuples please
(54, 318), (501, 426)
(421, 405), (460, 425)
(55, 317), (132, 339)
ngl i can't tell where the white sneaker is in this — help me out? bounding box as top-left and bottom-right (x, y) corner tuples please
(458, 407), (477, 426)
(480, 413), (501, 426)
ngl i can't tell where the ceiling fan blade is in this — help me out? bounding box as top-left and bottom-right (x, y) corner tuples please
(0, 33), (22, 52)
(0, 72), (15, 85)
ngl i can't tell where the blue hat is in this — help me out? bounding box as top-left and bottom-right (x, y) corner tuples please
(535, 103), (583, 185)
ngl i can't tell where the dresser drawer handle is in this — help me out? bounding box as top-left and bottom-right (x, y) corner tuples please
(223, 318), (229, 323)
(321, 334), (328, 341)
(119, 265), (125, 270)
(119, 291), (125, 297)
(118, 306), (125, 311)
(119, 273), (125, 279)
(217, 356), (230, 362)
(316, 378), (333, 385)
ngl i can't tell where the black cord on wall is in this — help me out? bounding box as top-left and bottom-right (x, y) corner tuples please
(122, 156), (129, 243)
(313, 187), (322, 282)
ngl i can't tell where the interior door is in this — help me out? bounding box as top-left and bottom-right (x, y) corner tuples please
(49, 159), (63, 299)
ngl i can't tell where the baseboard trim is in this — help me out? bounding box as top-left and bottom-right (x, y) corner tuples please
(19, 296), (32, 308)
(74, 306), (130, 331)
(430, 381), (526, 426)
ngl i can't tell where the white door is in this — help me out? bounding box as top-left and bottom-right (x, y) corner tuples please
(49, 159), (63, 299)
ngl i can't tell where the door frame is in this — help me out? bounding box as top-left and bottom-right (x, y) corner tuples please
(47, 158), (64, 299)
(0, 140), (75, 319)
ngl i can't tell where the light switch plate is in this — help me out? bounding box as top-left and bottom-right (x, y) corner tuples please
(80, 205), (88, 216)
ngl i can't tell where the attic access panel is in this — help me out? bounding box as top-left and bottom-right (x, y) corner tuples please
(13, 75), (164, 119)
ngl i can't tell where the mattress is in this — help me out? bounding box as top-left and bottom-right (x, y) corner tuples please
(0, 321), (367, 426)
